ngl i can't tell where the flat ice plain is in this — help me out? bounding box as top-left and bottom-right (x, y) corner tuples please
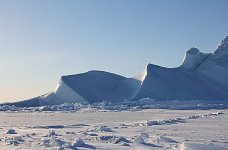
(0, 108), (228, 150)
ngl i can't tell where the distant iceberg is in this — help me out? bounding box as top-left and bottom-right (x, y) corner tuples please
(6, 36), (228, 107)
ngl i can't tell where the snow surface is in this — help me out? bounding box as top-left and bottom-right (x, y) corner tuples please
(0, 109), (227, 150)
(179, 142), (228, 150)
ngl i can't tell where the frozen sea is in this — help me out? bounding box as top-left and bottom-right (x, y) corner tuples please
(0, 108), (228, 150)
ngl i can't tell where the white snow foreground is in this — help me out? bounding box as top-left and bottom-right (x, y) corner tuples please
(0, 109), (227, 150)
(179, 142), (228, 150)
(6, 36), (228, 107)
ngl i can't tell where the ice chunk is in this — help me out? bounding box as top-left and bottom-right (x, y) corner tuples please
(50, 138), (65, 147)
(48, 130), (57, 137)
(72, 138), (85, 147)
(39, 138), (51, 147)
(134, 136), (145, 144)
(5, 129), (17, 134)
(95, 125), (113, 132)
(114, 136), (130, 144)
(140, 133), (149, 139)
(13, 136), (23, 141)
(98, 136), (116, 142)
(157, 136), (178, 143)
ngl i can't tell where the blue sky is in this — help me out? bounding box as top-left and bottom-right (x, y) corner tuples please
(0, 0), (228, 102)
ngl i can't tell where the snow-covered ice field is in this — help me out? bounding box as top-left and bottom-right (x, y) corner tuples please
(0, 109), (228, 150)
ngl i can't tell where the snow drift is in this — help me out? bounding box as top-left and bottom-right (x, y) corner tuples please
(6, 36), (228, 106)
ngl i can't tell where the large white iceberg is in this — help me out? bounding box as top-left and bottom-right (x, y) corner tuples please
(8, 36), (228, 106)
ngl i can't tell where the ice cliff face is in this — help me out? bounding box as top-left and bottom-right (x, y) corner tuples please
(9, 36), (228, 106)
(196, 36), (228, 95)
(56, 71), (141, 103)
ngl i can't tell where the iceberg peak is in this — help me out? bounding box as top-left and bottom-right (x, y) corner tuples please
(181, 47), (202, 70)
(214, 36), (228, 56)
(186, 47), (200, 55)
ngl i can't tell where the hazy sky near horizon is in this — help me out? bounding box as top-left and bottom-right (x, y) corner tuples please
(0, 0), (228, 102)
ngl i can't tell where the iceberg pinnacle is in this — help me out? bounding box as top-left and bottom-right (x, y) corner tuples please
(214, 36), (228, 56)
(181, 48), (201, 70)
(181, 48), (210, 71)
